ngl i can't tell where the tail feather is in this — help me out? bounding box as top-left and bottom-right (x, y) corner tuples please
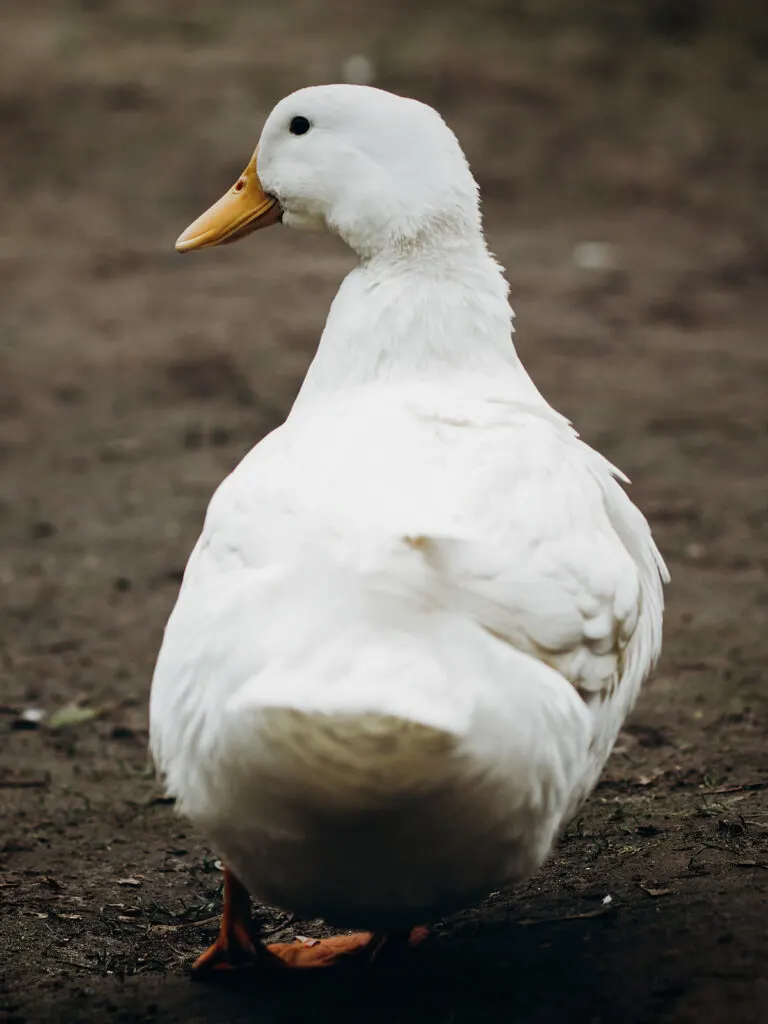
(227, 707), (462, 813)
(225, 624), (475, 740)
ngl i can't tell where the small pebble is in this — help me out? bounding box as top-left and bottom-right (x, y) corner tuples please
(572, 241), (618, 272)
(12, 708), (46, 730)
(342, 54), (376, 86)
(683, 542), (706, 561)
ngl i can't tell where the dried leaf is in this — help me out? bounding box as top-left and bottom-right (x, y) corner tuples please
(637, 767), (666, 786)
(148, 916), (218, 934)
(710, 782), (768, 795)
(48, 705), (98, 730)
(0, 775), (48, 789)
(640, 885), (672, 897)
(518, 906), (614, 926)
(149, 923), (180, 936)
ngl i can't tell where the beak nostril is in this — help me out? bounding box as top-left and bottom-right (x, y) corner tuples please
(234, 180), (245, 192)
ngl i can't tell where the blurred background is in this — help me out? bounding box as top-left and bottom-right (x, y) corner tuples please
(2, 3), (767, 1023)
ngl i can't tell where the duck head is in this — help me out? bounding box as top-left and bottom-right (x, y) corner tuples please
(175, 84), (482, 259)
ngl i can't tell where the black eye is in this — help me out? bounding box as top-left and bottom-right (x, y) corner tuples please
(289, 116), (311, 136)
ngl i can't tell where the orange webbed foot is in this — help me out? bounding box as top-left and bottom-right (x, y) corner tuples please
(266, 926), (430, 969)
(265, 931), (376, 969)
(191, 866), (429, 978)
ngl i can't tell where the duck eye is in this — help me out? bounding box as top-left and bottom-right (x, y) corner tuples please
(289, 116), (311, 136)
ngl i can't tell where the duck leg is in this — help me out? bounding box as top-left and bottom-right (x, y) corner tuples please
(192, 867), (271, 973)
(192, 867), (428, 975)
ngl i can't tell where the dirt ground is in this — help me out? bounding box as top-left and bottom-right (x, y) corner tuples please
(1, 3), (767, 1022)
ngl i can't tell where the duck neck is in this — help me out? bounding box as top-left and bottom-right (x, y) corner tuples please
(290, 236), (536, 412)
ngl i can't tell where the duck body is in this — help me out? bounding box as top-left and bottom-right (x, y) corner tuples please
(151, 233), (666, 932)
(150, 86), (667, 969)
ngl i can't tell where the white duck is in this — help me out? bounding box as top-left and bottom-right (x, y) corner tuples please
(150, 84), (668, 974)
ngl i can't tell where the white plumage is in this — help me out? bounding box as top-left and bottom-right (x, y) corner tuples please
(150, 84), (668, 933)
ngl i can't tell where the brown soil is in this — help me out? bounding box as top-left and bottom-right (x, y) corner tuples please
(1, 3), (767, 1022)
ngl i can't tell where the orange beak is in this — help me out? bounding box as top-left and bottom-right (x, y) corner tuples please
(175, 146), (281, 253)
